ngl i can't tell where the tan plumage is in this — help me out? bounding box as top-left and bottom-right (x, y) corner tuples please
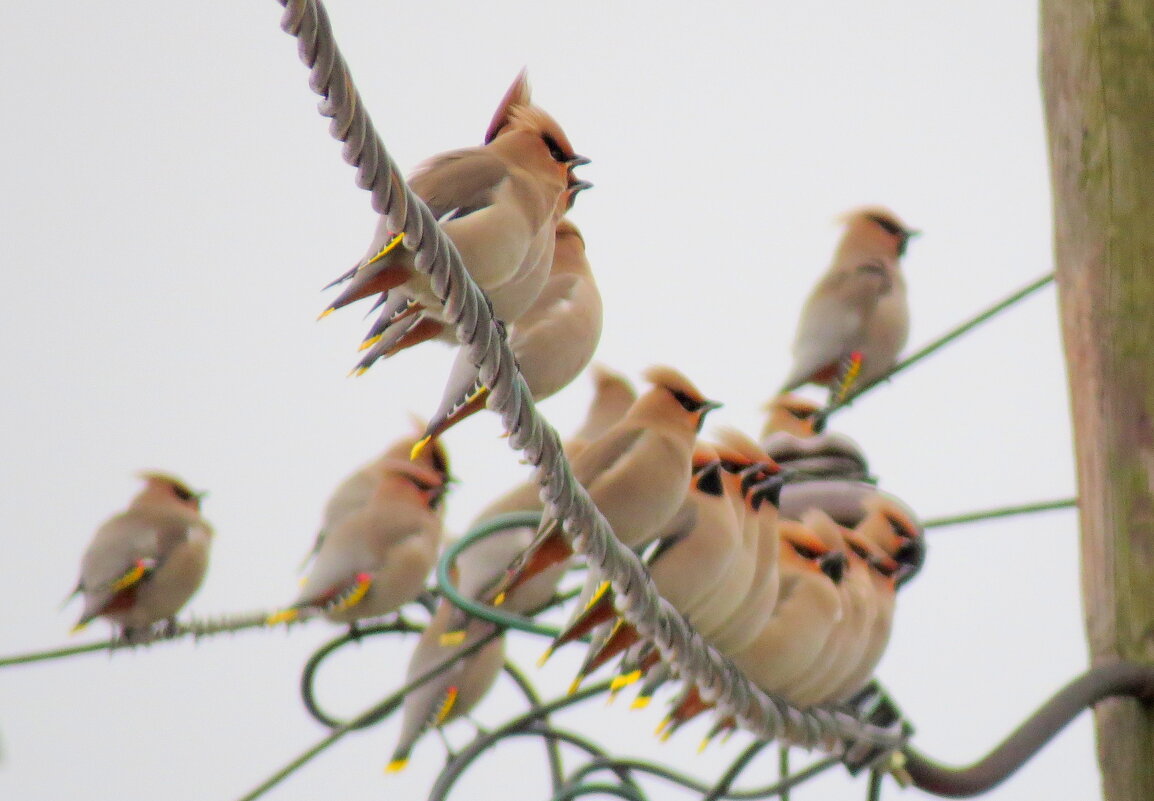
(823, 529), (900, 703)
(694, 430), (782, 655)
(301, 426), (450, 568)
(323, 72), (588, 364)
(495, 366), (721, 600)
(70, 472), (212, 639)
(760, 394), (822, 439)
(729, 516), (845, 702)
(567, 365), (637, 457)
(387, 600), (505, 773)
(417, 214), (602, 443)
(780, 207), (918, 395)
(785, 510), (876, 707)
(271, 459), (447, 625)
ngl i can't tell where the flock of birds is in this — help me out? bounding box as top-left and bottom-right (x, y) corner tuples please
(65, 72), (926, 772)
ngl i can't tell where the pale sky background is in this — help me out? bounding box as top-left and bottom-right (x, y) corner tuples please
(1, 2), (1093, 800)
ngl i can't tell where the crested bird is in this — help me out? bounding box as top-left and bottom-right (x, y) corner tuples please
(268, 459), (448, 625)
(69, 472), (213, 640)
(492, 366), (721, 603)
(412, 212), (602, 451)
(325, 71), (589, 369)
(779, 207), (918, 401)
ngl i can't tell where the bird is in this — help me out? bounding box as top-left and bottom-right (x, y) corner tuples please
(322, 71), (589, 366)
(299, 424), (450, 569)
(728, 512), (846, 702)
(779, 207), (918, 401)
(355, 176), (592, 377)
(546, 447), (732, 681)
(435, 370), (636, 645)
(492, 366), (721, 604)
(822, 527), (901, 703)
(760, 394), (822, 439)
(69, 472), (213, 640)
(386, 599), (505, 773)
(268, 458), (448, 625)
(412, 212), (602, 451)
(784, 510), (877, 708)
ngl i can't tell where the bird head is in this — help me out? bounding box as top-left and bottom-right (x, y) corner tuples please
(134, 470), (205, 510)
(762, 393), (822, 438)
(484, 70), (589, 195)
(839, 206), (920, 258)
(640, 365), (722, 433)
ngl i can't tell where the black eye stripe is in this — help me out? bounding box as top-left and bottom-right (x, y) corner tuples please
(671, 389), (701, 412)
(868, 214), (906, 237)
(541, 134), (568, 163)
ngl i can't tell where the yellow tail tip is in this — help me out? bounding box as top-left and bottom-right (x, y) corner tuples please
(410, 436), (432, 462)
(630, 696), (652, 710)
(492, 591), (507, 607)
(317, 308), (335, 321)
(359, 334), (383, 352)
(659, 728), (674, 743)
(586, 581), (612, 610)
(384, 758), (409, 774)
(464, 385), (490, 405)
(697, 738), (712, 755)
(70, 621), (89, 635)
(654, 718), (670, 736)
(567, 677), (584, 696)
(366, 232), (405, 267)
(266, 609), (300, 626)
(536, 647), (555, 669)
(610, 671), (642, 692)
(439, 630), (467, 648)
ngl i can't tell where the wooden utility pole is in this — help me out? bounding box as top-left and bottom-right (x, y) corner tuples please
(1040, 1), (1154, 798)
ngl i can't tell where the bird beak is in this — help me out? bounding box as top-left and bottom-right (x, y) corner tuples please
(568, 179), (594, 193)
(701, 400), (724, 413)
(567, 155), (591, 168)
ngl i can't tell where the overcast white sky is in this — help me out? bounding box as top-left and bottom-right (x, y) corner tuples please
(1, 2), (1094, 800)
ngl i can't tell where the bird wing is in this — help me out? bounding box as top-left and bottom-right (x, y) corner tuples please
(408, 149), (511, 222)
(781, 290), (863, 391)
(568, 426), (646, 486)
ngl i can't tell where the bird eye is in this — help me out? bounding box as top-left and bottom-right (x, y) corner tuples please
(171, 484), (195, 502)
(787, 407), (812, 420)
(867, 214), (905, 238)
(670, 389), (701, 413)
(886, 515), (915, 540)
(541, 134), (568, 163)
(791, 542), (822, 560)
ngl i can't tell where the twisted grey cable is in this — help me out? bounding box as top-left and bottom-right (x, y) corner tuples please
(276, 0), (905, 753)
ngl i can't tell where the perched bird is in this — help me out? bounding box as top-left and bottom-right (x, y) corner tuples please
(356, 177), (592, 376)
(760, 394), (822, 439)
(300, 425), (450, 568)
(779, 207), (918, 400)
(493, 366), (721, 602)
(547, 448), (733, 680)
(702, 472), (784, 655)
(823, 529), (901, 703)
(436, 368), (636, 645)
(387, 600), (505, 773)
(324, 71), (589, 364)
(268, 459), (448, 625)
(729, 514), (846, 702)
(785, 510), (876, 708)
(69, 472), (212, 640)
(414, 213), (602, 448)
